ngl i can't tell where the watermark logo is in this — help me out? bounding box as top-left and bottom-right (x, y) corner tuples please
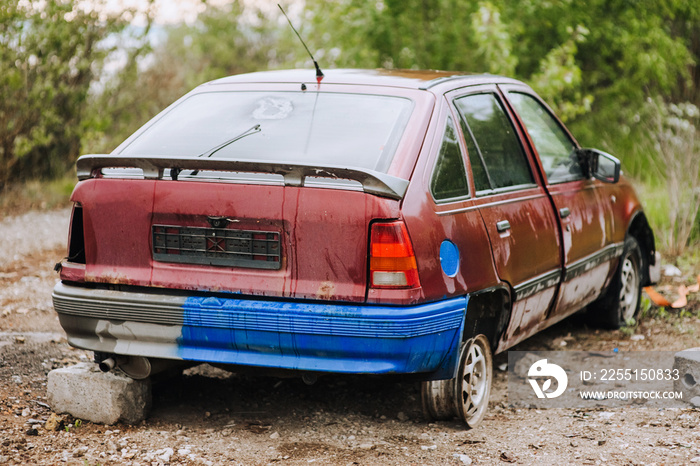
(527, 359), (568, 399)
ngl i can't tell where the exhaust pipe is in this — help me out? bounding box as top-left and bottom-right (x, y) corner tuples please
(98, 357), (117, 372)
(97, 355), (184, 380)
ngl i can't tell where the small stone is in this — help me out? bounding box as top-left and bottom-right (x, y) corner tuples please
(397, 412), (409, 422)
(358, 443), (375, 450)
(347, 435), (355, 441)
(630, 334), (645, 341)
(15, 336), (25, 344)
(73, 446), (88, 458)
(45, 413), (63, 431)
(25, 428), (38, 436)
(21, 408), (31, 417)
(270, 432), (280, 439)
(689, 456), (700, 463)
(11, 375), (22, 384)
(420, 445), (437, 451)
(453, 454), (473, 465)
(158, 448), (174, 462)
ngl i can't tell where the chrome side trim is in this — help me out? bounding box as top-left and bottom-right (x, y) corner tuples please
(562, 243), (624, 283)
(513, 269), (562, 301)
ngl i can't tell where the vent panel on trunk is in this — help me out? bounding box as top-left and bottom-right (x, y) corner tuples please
(152, 225), (281, 270)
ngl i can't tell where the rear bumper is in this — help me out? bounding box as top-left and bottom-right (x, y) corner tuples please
(52, 282), (466, 379)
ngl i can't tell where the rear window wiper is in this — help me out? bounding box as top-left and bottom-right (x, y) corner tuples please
(177, 124), (262, 179)
(198, 124), (262, 158)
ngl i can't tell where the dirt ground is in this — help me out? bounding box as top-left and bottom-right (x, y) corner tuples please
(1, 208), (700, 465)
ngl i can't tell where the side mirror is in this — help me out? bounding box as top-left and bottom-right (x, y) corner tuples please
(576, 148), (620, 184)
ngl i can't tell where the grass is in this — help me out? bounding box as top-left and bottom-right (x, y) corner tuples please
(634, 178), (700, 270)
(0, 176), (76, 220)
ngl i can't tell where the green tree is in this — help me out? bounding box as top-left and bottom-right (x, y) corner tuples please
(0, 0), (136, 188)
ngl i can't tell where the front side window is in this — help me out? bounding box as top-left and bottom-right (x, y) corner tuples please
(507, 92), (581, 183)
(120, 91), (414, 174)
(454, 93), (534, 191)
(431, 116), (469, 201)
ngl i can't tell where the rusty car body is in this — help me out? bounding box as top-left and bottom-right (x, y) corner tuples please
(53, 69), (658, 427)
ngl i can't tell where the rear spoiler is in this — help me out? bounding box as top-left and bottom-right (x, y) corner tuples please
(76, 154), (409, 200)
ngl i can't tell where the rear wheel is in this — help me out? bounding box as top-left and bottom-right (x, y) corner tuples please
(421, 335), (493, 429)
(588, 237), (643, 329)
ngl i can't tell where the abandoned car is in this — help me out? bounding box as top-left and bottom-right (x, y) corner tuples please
(53, 69), (658, 428)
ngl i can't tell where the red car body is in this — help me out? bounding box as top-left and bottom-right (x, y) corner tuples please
(53, 69), (657, 426)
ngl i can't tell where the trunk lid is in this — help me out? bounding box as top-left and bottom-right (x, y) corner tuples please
(74, 176), (400, 303)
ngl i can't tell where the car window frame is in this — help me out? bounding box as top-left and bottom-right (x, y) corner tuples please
(448, 86), (540, 197)
(498, 85), (583, 186)
(428, 113), (472, 204)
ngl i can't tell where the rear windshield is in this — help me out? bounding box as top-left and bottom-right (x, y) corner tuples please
(119, 91), (414, 174)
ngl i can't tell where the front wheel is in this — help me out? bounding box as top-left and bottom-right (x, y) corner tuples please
(421, 335), (493, 429)
(588, 237), (643, 329)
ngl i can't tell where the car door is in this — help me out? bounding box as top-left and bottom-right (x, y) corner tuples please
(450, 87), (562, 350)
(501, 87), (616, 317)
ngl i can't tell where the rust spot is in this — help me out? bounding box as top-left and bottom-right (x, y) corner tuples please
(317, 281), (335, 300)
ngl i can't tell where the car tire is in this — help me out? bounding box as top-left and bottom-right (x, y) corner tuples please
(421, 334), (493, 429)
(588, 236), (643, 329)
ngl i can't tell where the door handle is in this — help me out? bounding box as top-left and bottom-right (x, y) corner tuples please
(559, 207), (571, 219)
(496, 220), (511, 232)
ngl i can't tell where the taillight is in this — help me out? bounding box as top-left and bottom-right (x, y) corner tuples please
(369, 221), (420, 289)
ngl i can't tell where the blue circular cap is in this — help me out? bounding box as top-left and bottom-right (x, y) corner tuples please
(440, 240), (460, 277)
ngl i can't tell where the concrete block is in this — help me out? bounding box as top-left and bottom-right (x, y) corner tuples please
(47, 362), (151, 425)
(673, 348), (700, 404)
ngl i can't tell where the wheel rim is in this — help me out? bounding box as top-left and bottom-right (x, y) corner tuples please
(456, 335), (492, 427)
(618, 254), (639, 322)
(461, 342), (486, 417)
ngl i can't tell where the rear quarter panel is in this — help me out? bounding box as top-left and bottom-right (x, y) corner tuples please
(401, 100), (500, 303)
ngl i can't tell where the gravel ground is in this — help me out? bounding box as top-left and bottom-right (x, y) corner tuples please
(1, 208), (700, 465)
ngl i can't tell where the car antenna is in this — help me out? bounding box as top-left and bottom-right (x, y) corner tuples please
(278, 4), (324, 84)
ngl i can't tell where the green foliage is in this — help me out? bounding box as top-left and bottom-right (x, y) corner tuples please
(0, 1), (137, 188)
(643, 99), (700, 254)
(620, 317), (638, 336)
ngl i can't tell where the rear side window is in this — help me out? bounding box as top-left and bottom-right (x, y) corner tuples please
(431, 117), (469, 201)
(507, 92), (582, 183)
(454, 93), (534, 192)
(120, 91), (413, 174)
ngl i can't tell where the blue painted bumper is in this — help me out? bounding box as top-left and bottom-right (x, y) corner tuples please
(180, 295), (467, 379)
(52, 282), (467, 380)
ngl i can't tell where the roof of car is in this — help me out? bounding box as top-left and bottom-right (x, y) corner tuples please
(209, 68), (524, 90)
